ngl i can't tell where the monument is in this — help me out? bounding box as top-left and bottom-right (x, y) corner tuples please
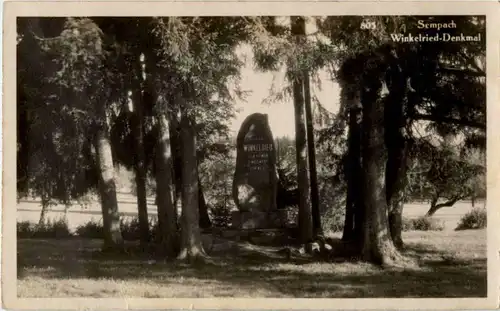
(232, 113), (286, 229)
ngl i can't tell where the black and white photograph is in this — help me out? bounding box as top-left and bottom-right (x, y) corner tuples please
(3, 1), (500, 309)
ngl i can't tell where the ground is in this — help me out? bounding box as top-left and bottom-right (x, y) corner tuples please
(17, 193), (486, 298)
(17, 229), (486, 298)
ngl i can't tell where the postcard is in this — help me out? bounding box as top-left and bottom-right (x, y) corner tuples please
(3, 1), (500, 309)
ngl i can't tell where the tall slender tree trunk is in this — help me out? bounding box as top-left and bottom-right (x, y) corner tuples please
(177, 105), (206, 262)
(198, 175), (212, 229)
(386, 147), (408, 250)
(361, 80), (401, 266)
(291, 16), (313, 245)
(94, 118), (123, 250)
(169, 113), (183, 211)
(154, 106), (179, 257)
(385, 63), (409, 250)
(38, 196), (49, 225)
(342, 85), (364, 247)
(303, 69), (321, 237)
(342, 190), (355, 241)
(131, 62), (150, 247)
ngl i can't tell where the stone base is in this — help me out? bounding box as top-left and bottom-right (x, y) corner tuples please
(231, 210), (288, 229)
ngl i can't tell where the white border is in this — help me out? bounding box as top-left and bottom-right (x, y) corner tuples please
(3, 1), (499, 309)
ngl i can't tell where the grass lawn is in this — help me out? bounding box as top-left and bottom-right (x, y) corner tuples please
(17, 229), (486, 298)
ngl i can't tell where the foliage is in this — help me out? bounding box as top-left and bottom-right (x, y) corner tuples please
(198, 146), (236, 224)
(456, 208), (487, 230)
(405, 141), (485, 206)
(17, 218), (72, 239)
(317, 15), (486, 201)
(18, 16), (258, 216)
(321, 203), (345, 233)
(275, 136), (298, 189)
(17, 17), (110, 206)
(402, 216), (445, 232)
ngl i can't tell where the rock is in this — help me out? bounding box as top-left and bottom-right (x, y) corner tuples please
(323, 243), (333, 252)
(298, 246), (306, 255)
(232, 113), (277, 214)
(306, 242), (321, 254)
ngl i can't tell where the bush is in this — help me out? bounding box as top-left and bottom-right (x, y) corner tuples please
(403, 216), (445, 231)
(75, 219), (104, 239)
(17, 218), (72, 239)
(120, 217), (159, 241)
(18, 216), (163, 241)
(456, 208), (487, 230)
(75, 217), (161, 240)
(75, 217), (160, 240)
(17, 221), (35, 238)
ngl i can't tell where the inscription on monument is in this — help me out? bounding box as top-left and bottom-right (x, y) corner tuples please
(244, 141), (273, 172)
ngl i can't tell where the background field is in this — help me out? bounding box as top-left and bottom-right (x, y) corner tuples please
(17, 193), (483, 232)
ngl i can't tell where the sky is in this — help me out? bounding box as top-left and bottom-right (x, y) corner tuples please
(229, 45), (341, 139)
(228, 18), (341, 139)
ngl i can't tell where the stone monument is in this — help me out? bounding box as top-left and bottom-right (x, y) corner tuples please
(232, 113), (286, 229)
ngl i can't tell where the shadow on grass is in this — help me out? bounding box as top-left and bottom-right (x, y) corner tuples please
(17, 237), (487, 298)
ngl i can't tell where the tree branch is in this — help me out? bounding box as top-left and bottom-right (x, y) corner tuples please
(438, 66), (485, 78)
(413, 113), (486, 131)
(426, 194), (469, 216)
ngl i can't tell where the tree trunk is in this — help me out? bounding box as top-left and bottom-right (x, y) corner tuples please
(94, 123), (123, 250)
(426, 201), (439, 217)
(291, 16), (313, 245)
(387, 157), (407, 250)
(177, 106), (206, 262)
(388, 201), (404, 249)
(132, 86), (150, 247)
(38, 197), (49, 225)
(154, 108), (179, 257)
(361, 80), (401, 266)
(426, 196), (462, 216)
(169, 114), (183, 212)
(303, 68), (321, 237)
(341, 82), (364, 250)
(198, 175), (212, 229)
(342, 190), (355, 241)
(384, 64), (408, 250)
(170, 113), (210, 229)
